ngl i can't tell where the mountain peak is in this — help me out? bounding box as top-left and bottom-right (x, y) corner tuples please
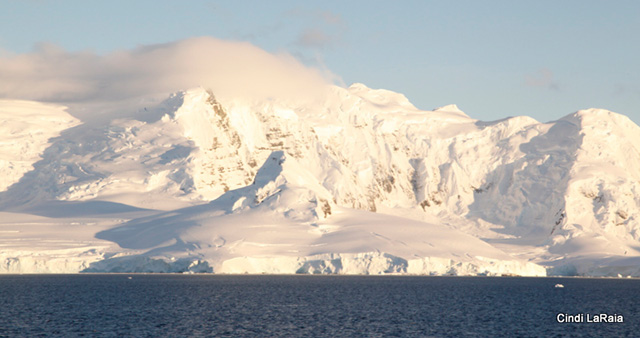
(434, 104), (466, 115)
(559, 108), (637, 132)
(345, 83), (417, 110)
(347, 82), (370, 91)
(564, 108), (614, 121)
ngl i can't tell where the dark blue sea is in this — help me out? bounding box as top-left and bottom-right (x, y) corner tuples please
(0, 275), (638, 337)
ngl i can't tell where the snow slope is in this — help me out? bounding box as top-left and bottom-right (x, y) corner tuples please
(87, 151), (543, 275)
(1, 84), (639, 276)
(0, 100), (80, 192)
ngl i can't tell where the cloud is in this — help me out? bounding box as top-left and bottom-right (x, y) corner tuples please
(295, 28), (334, 49)
(286, 9), (344, 26)
(0, 37), (337, 119)
(318, 10), (344, 26)
(289, 9), (346, 50)
(524, 68), (559, 90)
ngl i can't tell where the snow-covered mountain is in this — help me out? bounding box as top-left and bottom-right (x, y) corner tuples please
(1, 84), (638, 276)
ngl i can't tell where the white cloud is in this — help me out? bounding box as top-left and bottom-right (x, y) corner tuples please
(0, 37), (337, 119)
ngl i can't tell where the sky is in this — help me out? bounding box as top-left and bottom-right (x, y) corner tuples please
(0, 0), (639, 124)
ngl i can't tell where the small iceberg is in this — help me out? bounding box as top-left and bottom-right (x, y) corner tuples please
(554, 283), (564, 288)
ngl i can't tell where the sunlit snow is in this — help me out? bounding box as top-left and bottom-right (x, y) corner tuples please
(1, 85), (639, 276)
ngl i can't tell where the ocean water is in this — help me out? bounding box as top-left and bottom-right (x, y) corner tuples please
(0, 275), (638, 337)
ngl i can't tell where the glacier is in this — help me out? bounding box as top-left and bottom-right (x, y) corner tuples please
(0, 84), (638, 276)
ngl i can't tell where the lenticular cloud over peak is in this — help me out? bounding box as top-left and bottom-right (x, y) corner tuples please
(0, 37), (335, 116)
